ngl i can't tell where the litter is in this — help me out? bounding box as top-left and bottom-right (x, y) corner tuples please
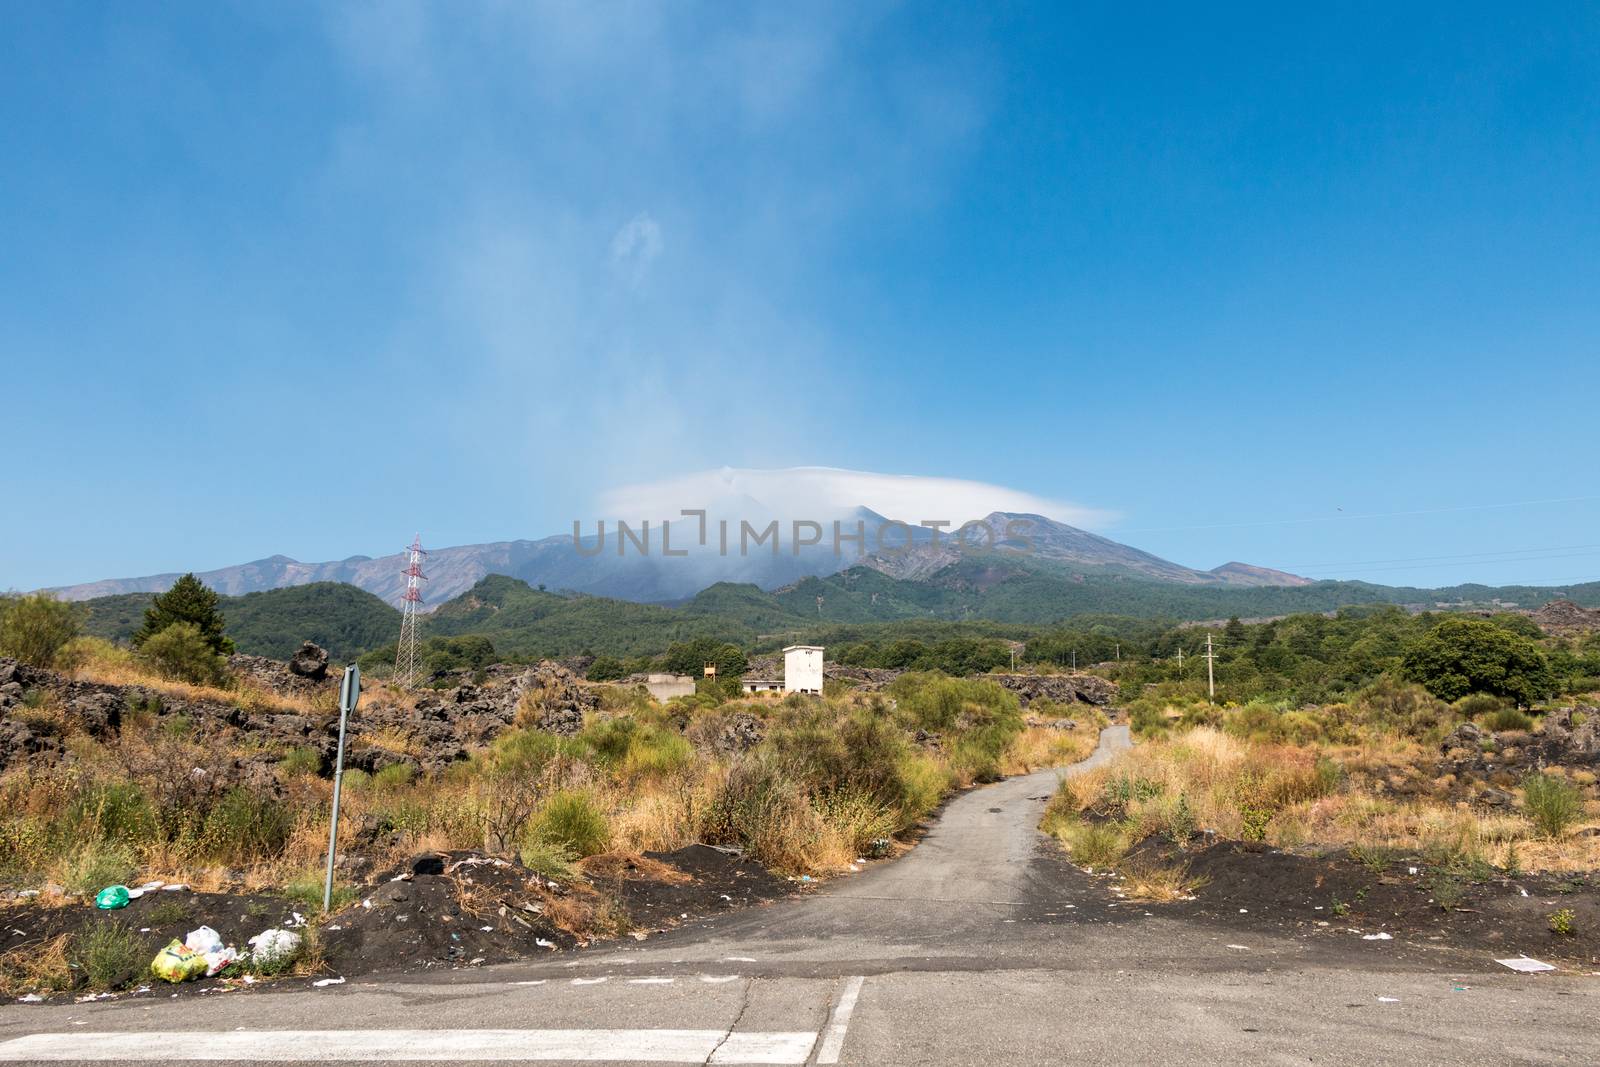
(1377, 996), (1400, 1003)
(125, 889), (145, 900)
(312, 977), (345, 987)
(1519, 888), (1529, 897)
(535, 938), (556, 949)
(139, 881), (164, 891)
(18, 993), (45, 1003)
(1362, 933), (1393, 941)
(160, 884), (188, 892)
(1238, 908), (1248, 914)
(1408, 867), (1419, 875)
(1496, 956), (1556, 973)
(480, 926), (494, 932)
(1226, 944), (1250, 951)
(151, 940), (208, 983)
(247, 928), (302, 969)
(94, 885), (131, 910)
(203, 947), (239, 977)
(185, 927), (223, 955)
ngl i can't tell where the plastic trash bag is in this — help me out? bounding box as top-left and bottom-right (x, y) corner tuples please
(185, 926), (223, 954)
(203, 946), (239, 977)
(151, 940), (208, 983)
(94, 885), (130, 910)
(247, 928), (302, 968)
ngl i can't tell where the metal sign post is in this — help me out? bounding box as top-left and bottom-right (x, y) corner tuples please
(323, 665), (361, 913)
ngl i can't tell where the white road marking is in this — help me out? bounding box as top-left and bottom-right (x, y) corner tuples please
(814, 975), (865, 1065)
(0, 1029), (820, 1063)
(571, 977), (608, 986)
(627, 977), (676, 985)
(700, 974), (741, 983)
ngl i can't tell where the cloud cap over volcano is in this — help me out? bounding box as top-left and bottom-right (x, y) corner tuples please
(596, 466), (1116, 528)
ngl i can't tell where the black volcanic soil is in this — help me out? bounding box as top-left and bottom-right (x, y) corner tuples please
(3, 845), (794, 1003)
(1115, 837), (1600, 967)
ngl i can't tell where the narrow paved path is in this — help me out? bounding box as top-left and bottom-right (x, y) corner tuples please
(5, 724), (1597, 1066)
(827, 723), (1131, 909)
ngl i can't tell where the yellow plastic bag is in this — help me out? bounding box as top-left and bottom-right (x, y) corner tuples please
(151, 939), (207, 983)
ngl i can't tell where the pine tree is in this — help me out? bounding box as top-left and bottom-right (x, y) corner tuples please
(133, 573), (235, 654)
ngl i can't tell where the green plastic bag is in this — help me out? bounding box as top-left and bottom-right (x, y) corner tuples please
(151, 939), (207, 983)
(94, 885), (130, 910)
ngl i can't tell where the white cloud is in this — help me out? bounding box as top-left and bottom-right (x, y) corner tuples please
(609, 213), (664, 285)
(597, 466), (1116, 528)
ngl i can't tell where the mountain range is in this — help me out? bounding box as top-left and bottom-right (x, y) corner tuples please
(47, 511), (1309, 608)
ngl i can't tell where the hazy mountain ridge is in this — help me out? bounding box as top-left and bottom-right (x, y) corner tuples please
(45, 510), (1312, 608)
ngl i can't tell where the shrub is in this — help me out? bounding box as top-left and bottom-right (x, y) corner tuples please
(139, 622), (230, 686)
(1063, 821), (1126, 868)
(73, 920), (148, 990)
(68, 781), (156, 843)
(518, 841), (578, 882)
(280, 746), (322, 777)
(199, 788), (293, 860)
(622, 732), (694, 780)
(0, 593), (82, 669)
(1454, 693), (1507, 719)
(370, 763), (414, 791)
(527, 790), (610, 859)
(1522, 773), (1583, 839)
(1482, 707), (1535, 732)
(1549, 908), (1576, 936)
(63, 841), (138, 894)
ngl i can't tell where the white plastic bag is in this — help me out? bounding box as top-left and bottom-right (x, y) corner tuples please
(248, 928), (302, 969)
(203, 946), (239, 977)
(184, 926), (223, 955)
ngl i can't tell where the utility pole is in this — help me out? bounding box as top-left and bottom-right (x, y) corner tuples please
(1071, 649), (1077, 671)
(1115, 643), (1120, 661)
(1204, 632), (1216, 702)
(1176, 647), (1183, 676)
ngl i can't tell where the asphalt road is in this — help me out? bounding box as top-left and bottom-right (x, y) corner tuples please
(4, 724), (1597, 1066)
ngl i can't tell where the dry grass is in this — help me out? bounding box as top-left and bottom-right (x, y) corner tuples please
(1000, 721), (1102, 775)
(579, 851), (693, 884)
(71, 654), (319, 715)
(0, 933), (74, 996)
(1072, 726), (1600, 873)
(1119, 859), (1207, 902)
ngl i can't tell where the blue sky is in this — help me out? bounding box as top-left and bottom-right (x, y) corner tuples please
(4, 2), (1598, 591)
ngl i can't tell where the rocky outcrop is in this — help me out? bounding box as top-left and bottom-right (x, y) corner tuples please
(508, 662), (597, 736)
(0, 654), (601, 778)
(1532, 599), (1600, 636)
(987, 673), (1119, 708)
(1541, 706), (1600, 763)
(228, 649), (335, 697)
(289, 641), (330, 680)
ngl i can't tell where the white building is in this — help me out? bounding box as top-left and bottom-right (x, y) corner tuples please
(783, 645), (824, 695)
(741, 678), (783, 694)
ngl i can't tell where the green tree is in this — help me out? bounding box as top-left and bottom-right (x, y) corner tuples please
(139, 622), (230, 685)
(586, 655), (628, 681)
(134, 574), (234, 654)
(1400, 617), (1556, 706)
(0, 592), (82, 668)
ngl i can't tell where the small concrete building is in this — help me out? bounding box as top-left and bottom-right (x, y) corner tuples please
(741, 678), (783, 695)
(783, 645), (824, 695)
(644, 673), (696, 702)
